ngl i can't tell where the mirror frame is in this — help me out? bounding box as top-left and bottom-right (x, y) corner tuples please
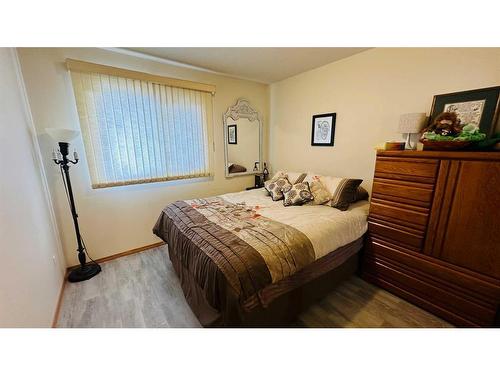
(223, 98), (263, 178)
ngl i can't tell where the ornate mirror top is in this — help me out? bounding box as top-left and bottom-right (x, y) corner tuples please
(224, 98), (260, 122)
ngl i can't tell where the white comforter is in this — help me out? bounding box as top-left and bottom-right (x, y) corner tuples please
(222, 188), (369, 259)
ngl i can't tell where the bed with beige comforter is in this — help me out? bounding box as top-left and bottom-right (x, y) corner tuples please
(153, 188), (369, 326)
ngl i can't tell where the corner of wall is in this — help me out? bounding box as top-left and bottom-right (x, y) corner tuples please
(12, 48), (67, 273)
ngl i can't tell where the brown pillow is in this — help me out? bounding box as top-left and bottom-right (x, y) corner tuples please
(330, 179), (363, 211)
(264, 177), (292, 201)
(356, 186), (369, 201)
(228, 164), (247, 173)
(283, 182), (314, 206)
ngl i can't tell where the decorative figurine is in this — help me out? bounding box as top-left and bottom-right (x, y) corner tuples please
(422, 112), (463, 137)
(262, 162), (269, 181)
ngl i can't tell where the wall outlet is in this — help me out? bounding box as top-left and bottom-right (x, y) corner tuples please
(52, 255), (57, 265)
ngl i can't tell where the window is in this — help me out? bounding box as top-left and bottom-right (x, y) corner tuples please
(67, 59), (215, 188)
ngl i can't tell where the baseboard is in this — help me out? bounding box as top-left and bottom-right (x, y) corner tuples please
(52, 270), (68, 328)
(66, 241), (165, 272)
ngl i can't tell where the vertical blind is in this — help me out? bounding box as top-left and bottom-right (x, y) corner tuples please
(68, 62), (214, 188)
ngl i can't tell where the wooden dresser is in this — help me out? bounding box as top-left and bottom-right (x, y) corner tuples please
(361, 150), (500, 327)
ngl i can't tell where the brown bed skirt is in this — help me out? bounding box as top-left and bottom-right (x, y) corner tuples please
(167, 237), (363, 327)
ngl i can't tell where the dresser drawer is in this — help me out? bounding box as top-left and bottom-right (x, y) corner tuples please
(372, 179), (434, 208)
(370, 201), (429, 228)
(368, 220), (424, 249)
(362, 256), (495, 327)
(366, 238), (500, 304)
(374, 157), (438, 184)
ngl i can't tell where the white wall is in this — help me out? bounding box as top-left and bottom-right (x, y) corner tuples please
(0, 48), (65, 327)
(17, 48), (270, 266)
(270, 48), (500, 191)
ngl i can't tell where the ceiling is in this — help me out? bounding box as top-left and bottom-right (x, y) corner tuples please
(126, 48), (370, 83)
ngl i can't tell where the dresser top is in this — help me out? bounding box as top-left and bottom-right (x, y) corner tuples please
(376, 150), (500, 161)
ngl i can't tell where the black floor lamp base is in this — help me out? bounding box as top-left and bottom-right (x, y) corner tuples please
(68, 263), (102, 283)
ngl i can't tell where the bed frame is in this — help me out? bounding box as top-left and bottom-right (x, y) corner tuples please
(167, 237), (364, 327)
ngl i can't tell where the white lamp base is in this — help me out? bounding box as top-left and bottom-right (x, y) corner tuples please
(405, 133), (417, 150)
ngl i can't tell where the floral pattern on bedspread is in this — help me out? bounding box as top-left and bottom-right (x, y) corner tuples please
(186, 197), (315, 284)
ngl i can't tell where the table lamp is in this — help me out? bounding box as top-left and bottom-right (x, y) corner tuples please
(399, 113), (426, 150)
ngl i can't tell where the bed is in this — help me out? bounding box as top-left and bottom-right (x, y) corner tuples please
(153, 187), (369, 327)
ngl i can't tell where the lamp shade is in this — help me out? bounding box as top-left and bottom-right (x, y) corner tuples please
(398, 113), (426, 134)
(45, 128), (80, 143)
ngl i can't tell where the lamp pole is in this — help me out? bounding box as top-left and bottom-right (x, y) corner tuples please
(53, 141), (101, 282)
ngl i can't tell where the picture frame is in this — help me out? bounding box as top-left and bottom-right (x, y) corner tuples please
(429, 86), (500, 137)
(311, 113), (336, 146)
(227, 124), (237, 144)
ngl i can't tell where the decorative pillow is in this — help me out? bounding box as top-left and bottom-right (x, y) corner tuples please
(355, 186), (370, 201)
(283, 182), (314, 206)
(291, 172), (307, 184)
(303, 172), (322, 184)
(318, 176), (342, 196)
(271, 170), (310, 184)
(271, 170), (308, 184)
(330, 179), (363, 211)
(264, 172), (285, 196)
(228, 163), (247, 173)
(264, 177), (291, 201)
(304, 180), (331, 205)
(270, 170), (287, 181)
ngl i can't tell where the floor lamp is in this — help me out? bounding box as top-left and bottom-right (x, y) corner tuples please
(46, 128), (101, 283)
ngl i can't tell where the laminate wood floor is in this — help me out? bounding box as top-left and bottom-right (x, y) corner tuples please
(57, 245), (452, 328)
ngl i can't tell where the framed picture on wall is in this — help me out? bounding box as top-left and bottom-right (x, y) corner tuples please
(429, 86), (500, 137)
(228, 124), (237, 144)
(311, 113), (336, 146)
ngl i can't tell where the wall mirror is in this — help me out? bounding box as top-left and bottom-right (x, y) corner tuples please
(223, 98), (262, 177)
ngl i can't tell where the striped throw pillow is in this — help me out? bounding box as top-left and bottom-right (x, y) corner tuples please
(330, 179), (363, 211)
